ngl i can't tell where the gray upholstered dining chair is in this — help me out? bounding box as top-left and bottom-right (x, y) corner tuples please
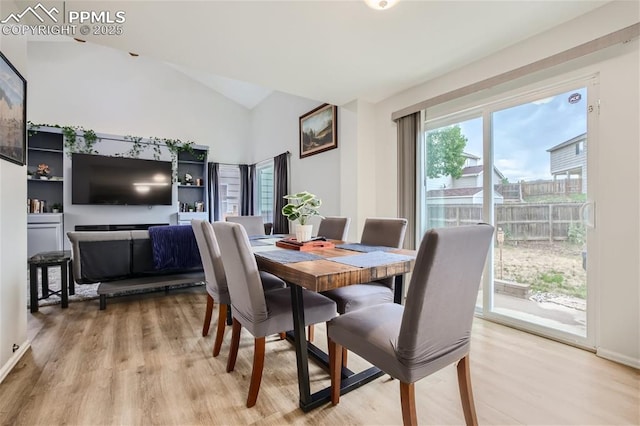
(321, 217), (407, 364)
(317, 216), (351, 240)
(328, 224), (494, 426)
(212, 221), (338, 408)
(225, 215), (269, 236)
(191, 219), (285, 357)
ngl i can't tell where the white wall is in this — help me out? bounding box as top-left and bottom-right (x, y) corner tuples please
(27, 41), (250, 164)
(372, 1), (640, 367)
(0, 1), (29, 380)
(249, 91), (343, 232)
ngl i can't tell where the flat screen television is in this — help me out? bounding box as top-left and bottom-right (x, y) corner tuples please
(72, 153), (173, 205)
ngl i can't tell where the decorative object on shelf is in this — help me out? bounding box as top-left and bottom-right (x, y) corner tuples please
(51, 203), (63, 214)
(0, 51), (27, 166)
(281, 191), (323, 242)
(299, 103), (338, 158)
(184, 173), (193, 185)
(36, 163), (51, 179)
(28, 198), (46, 213)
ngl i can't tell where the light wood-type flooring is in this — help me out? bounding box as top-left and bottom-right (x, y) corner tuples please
(1, 287), (638, 425)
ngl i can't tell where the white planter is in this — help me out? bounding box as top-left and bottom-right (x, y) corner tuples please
(295, 224), (313, 242)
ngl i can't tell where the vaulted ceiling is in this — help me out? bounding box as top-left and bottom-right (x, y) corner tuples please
(68, 1), (610, 107)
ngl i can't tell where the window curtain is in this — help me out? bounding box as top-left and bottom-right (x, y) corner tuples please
(239, 164), (255, 215)
(208, 162), (220, 221)
(273, 152), (289, 234)
(397, 112), (420, 249)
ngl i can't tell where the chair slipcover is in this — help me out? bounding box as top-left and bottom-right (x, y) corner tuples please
(328, 224), (494, 384)
(225, 216), (267, 236)
(317, 217), (351, 241)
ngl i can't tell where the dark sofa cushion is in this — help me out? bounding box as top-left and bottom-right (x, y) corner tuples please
(79, 240), (131, 282)
(131, 237), (155, 274)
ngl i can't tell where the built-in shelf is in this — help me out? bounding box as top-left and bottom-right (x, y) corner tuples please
(177, 148), (208, 214)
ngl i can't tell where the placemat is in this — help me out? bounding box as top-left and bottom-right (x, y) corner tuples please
(327, 251), (414, 268)
(255, 249), (323, 264)
(335, 243), (396, 253)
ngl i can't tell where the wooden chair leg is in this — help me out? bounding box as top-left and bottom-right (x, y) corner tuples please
(307, 324), (314, 342)
(457, 355), (478, 426)
(202, 294), (214, 337)
(213, 303), (228, 357)
(342, 347), (348, 368)
(400, 382), (417, 426)
(325, 331), (348, 368)
(226, 318), (241, 373)
(247, 337), (266, 408)
(328, 338), (342, 405)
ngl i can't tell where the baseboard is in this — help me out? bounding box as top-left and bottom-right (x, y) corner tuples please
(0, 339), (31, 384)
(597, 347), (640, 369)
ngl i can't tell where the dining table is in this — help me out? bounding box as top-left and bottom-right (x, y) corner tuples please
(250, 235), (416, 412)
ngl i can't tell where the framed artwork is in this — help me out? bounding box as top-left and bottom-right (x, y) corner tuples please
(0, 51), (26, 166)
(299, 103), (337, 158)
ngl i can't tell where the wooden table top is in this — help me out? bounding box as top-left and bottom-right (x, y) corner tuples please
(253, 241), (416, 292)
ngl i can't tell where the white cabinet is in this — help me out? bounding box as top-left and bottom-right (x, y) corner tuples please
(27, 214), (63, 258)
(175, 212), (208, 226)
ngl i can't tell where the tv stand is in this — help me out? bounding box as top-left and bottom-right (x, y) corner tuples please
(74, 223), (168, 232)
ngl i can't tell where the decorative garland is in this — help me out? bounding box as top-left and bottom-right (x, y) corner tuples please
(27, 122), (205, 161)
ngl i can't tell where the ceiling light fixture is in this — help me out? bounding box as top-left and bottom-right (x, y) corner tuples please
(364, 0), (399, 10)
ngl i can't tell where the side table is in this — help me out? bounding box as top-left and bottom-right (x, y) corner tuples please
(28, 250), (73, 313)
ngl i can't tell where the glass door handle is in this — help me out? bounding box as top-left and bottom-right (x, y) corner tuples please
(580, 201), (596, 229)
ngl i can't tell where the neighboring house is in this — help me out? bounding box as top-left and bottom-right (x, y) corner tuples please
(426, 152), (505, 204)
(547, 133), (587, 192)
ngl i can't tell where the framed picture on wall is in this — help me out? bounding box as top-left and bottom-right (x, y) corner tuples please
(299, 103), (337, 158)
(0, 51), (27, 166)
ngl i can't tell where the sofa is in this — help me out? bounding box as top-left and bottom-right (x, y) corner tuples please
(67, 229), (205, 310)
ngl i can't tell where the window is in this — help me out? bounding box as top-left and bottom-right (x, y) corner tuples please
(218, 164), (240, 219)
(256, 160), (274, 223)
(420, 76), (595, 348)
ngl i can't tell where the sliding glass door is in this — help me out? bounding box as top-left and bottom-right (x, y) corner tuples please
(420, 77), (597, 347)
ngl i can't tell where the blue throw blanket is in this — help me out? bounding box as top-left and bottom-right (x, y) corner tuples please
(148, 225), (202, 270)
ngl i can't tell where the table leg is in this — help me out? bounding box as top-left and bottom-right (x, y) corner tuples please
(290, 284), (312, 407)
(29, 265), (39, 313)
(60, 261), (69, 309)
(394, 274), (405, 305)
(68, 260), (75, 296)
(41, 266), (49, 296)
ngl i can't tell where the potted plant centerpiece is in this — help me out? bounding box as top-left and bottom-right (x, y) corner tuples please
(282, 191), (322, 242)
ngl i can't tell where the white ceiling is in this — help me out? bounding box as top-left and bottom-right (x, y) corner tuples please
(73, 0), (610, 108)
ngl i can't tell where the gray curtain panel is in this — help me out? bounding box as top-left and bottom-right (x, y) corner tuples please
(396, 112), (420, 250)
(240, 164), (255, 216)
(273, 152), (289, 234)
(208, 162), (220, 221)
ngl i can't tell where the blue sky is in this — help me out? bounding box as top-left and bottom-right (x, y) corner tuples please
(457, 87), (587, 182)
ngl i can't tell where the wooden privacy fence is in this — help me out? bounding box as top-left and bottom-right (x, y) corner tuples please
(425, 203), (583, 242)
(497, 178), (583, 201)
